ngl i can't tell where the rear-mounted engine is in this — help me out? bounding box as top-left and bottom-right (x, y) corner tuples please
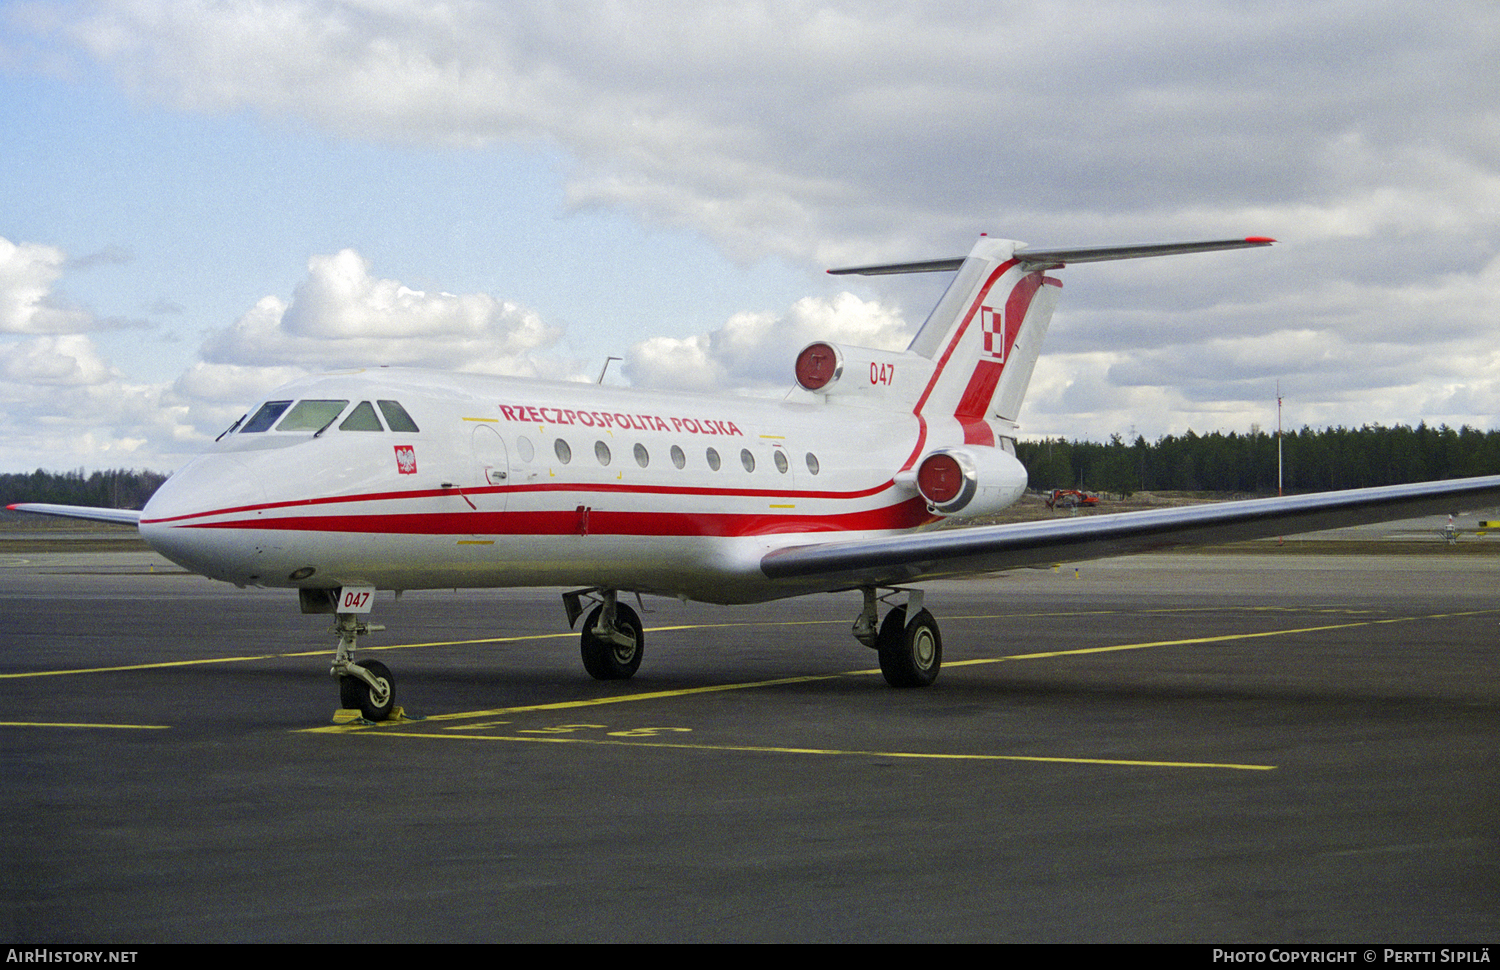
(915, 446), (1027, 517)
(793, 341), (929, 406)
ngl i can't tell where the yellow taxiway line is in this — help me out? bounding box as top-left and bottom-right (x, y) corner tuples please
(0, 721), (170, 730)
(329, 729), (1278, 771)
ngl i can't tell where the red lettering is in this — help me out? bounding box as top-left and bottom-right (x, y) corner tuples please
(498, 404), (754, 435)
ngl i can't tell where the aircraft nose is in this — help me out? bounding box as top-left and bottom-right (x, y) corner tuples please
(140, 454), (267, 580)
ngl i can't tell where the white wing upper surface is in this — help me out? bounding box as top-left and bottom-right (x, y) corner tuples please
(760, 475), (1500, 589)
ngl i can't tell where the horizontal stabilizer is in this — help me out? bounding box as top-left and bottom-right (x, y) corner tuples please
(1015, 237), (1275, 269)
(826, 237), (1274, 276)
(827, 257), (965, 276)
(7, 503), (143, 527)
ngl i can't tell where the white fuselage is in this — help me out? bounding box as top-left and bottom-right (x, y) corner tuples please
(140, 368), (1027, 604)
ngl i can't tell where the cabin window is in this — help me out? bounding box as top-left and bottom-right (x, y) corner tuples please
(377, 400), (420, 432)
(339, 401), (384, 431)
(516, 436), (535, 462)
(276, 400), (349, 432)
(595, 441), (612, 466)
(670, 445), (686, 469)
(740, 449), (755, 472)
(241, 401), (292, 433)
(555, 439), (572, 464)
(806, 453), (820, 475)
(706, 447), (721, 471)
(633, 443), (650, 468)
(774, 450), (789, 474)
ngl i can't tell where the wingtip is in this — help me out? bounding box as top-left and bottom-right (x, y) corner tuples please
(1245, 236), (1276, 244)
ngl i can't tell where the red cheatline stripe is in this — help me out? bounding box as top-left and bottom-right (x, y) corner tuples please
(171, 498), (936, 538)
(142, 477), (901, 525)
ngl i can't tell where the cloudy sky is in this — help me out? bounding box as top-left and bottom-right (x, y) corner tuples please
(2, 0), (1498, 473)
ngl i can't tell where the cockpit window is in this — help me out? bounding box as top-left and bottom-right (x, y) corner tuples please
(241, 401), (293, 433)
(339, 401), (384, 432)
(377, 400), (419, 432)
(275, 400), (349, 432)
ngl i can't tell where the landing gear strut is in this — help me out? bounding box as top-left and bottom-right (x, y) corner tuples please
(330, 612), (395, 720)
(565, 589), (645, 680)
(854, 587), (943, 688)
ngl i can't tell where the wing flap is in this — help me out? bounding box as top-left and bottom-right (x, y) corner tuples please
(760, 475), (1500, 588)
(7, 503), (143, 527)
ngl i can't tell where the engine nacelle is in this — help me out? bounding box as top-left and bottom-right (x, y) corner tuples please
(915, 446), (1028, 518)
(792, 341), (932, 408)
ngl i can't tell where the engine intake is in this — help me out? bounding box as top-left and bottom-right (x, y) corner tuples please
(915, 446), (1027, 517)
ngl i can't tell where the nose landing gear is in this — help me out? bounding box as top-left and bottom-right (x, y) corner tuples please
(329, 611), (396, 721)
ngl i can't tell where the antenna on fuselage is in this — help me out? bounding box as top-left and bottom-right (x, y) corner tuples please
(597, 356), (623, 384)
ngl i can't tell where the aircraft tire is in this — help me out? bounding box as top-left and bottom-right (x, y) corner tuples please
(876, 606), (942, 688)
(340, 659), (396, 721)
(580, 603), (644, 680)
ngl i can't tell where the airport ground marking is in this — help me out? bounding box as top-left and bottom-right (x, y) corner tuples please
(13, 606), (1494, 682)
(302, 606), (1500, 731)
(0, 720), (170, 730)
(0, 623), (858, 680)
(301, 610), (1500, 764)
(300, 672), (842, 731)
(333, 728), (1277, 771)
(943, 607), (1500, 667)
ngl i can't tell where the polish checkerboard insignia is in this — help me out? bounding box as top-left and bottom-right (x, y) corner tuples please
(980, 305), (1005, 360)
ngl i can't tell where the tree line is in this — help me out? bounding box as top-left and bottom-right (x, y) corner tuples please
(0, 468), (169, 511)
(1016, 423), (1500, 496)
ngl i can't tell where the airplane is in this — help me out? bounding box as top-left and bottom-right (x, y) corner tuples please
(14, 233), (1500, 722)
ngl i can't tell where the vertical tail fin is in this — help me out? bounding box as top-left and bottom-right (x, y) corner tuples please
(904, 237), (1060, 445)
(829, 235), (1273, 444)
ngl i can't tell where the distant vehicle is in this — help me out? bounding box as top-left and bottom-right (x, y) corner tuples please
(1045, 489), (1099, 510)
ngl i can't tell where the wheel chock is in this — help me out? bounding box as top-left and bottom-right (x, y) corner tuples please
(329, 706), (423, 725)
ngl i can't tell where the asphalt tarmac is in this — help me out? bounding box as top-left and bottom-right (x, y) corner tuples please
(2, 547), (1498, 942)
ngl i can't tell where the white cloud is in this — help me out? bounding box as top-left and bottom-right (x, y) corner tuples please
(0, 334), (115, 385)
(0, 237), (94, 334)
(201, 249), (563, 376)
(56, 1), (1495, 258)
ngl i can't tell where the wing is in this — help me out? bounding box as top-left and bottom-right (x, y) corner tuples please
(760, 475), (1500, 589)
(6, 503), (143, 527)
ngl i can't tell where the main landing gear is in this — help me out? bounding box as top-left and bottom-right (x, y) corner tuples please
(853, 587), (943, 688)
(564, 589), (644, 680)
